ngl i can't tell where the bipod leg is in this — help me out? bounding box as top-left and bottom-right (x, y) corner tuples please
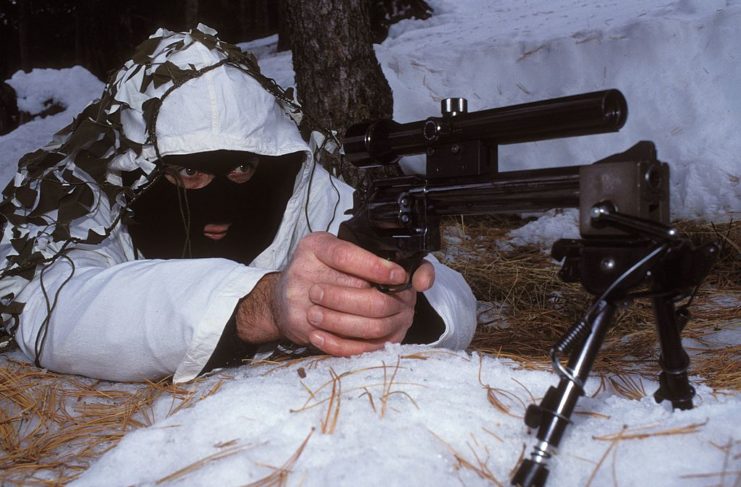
(652, 295), (694, 410)
(512, 300), (617, 487)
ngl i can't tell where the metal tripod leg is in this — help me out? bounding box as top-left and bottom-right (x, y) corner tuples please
(652, 295), (694, 410)
(512, 301), (616, 487)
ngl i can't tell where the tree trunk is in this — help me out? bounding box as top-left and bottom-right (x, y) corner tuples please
(17, 0), (31, 72)
(185, 0), (199, 29)
(0, 82), (20, 135)
(281, 0), (394, 185)
(277, 0), (292, 51)
(254, 0), (270, 37)
(238, 0), (249, 39)
(370, 0), (432, 43)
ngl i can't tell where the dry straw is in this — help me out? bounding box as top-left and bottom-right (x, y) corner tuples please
(0, 359), (203, 484)
(584, 421), (710, 486)
(429, 429), (505, 486)
(244, 429), (314, 487)
(0, 216), (738, 483)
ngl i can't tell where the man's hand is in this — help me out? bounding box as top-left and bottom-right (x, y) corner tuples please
(235, 232), (434, 356)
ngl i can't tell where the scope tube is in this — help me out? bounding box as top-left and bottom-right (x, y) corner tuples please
(344, 90), (627, 167)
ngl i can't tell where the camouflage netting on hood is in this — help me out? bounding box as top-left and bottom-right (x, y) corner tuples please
(0, 24), (310, 329)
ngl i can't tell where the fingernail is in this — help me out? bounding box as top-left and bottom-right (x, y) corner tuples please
(307, 308), (323, 325)
(310, 333), (325, 348)
(309, 285), (324, 302)
(391, 269), (405, 283)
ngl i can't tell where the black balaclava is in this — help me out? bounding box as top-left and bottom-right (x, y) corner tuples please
(128, 150), (303, 265)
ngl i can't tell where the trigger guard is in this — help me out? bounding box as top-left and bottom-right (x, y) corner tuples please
(376, 282), (413, 294)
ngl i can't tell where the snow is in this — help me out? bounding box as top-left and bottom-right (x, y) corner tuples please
(500, 209), (580, 251)
(1, 0), (740, 485)
(0, 66), (104, 186)
(70, 346), (740, 487)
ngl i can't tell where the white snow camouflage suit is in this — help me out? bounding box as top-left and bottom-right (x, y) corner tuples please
(0, 25), (476, 382)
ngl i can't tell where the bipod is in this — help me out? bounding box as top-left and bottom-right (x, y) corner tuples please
(511, 206), (718, 487)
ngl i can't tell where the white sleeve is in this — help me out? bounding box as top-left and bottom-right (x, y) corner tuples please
(14, 248), (268, 383)
(421, 254), (477, 350)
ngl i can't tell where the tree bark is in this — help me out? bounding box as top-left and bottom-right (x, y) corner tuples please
(370, 0), (432, 43)
(0, 82), (19, 135)
(277, 0), (292, 51)
(281, 0), (394, 185)
(239, 0), (249, 39)
(17, 0), (30, 72)
(185, 0), (200, 29)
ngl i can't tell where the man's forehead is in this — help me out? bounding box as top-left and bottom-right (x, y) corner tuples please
(161, 150), (258, 174)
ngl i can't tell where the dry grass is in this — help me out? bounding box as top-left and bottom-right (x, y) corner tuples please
(244, 429), (314, 487)
(477, 355), (527, 419)
(429, 429), (505, 486)
(290, 359), (423, 424)
(0, 359), (201, 484)
(584, 421), (711, 486)
(439, 215), (740, 392)
(155, 443), (255, 485)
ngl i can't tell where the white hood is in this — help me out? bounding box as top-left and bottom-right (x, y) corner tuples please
(109, 24), (310, 175)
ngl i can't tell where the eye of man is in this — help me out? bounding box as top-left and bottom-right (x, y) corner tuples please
(164, 166), (214, 189)
(163, 160), (260, 188)
(227, 161), (259, 184)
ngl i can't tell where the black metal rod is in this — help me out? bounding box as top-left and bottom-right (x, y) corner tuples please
(513, 301), (616, 487)
(543, 301), (616, 446)
(366, 166), (581, 225)
(417, 166), (581, 215)
(652, 295), (694, 409)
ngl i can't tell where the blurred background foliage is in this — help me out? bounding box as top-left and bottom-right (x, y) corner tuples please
(0, 0), (431, 81)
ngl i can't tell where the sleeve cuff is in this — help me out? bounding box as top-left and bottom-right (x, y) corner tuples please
(198, 308), (259, 376)
(403, 293), (446, 344)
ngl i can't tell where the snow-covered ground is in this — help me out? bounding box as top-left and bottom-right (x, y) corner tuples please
(1, 0), (739, 485)
(70, 346), (739, 487)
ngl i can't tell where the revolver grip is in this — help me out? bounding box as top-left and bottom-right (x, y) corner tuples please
(338, 218), (425, 293)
